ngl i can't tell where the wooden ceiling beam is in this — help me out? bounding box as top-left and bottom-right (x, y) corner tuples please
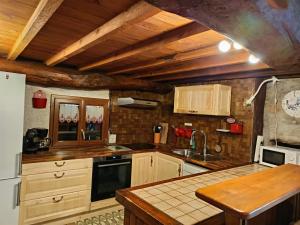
(7, 0), (64, 60)
(45, 1), (161, 66)
(166, 69), (300, 85)
(106, 45), (225, 75)
(145, 0), (300, 70)
(150, 63), (270, 82)
(132, 50), (260, 79)
(0, 58), (171, 93)
(79, 22), (209, 71)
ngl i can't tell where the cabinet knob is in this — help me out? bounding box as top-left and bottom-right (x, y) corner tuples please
(54, 172), (65, 178)
(54, 161), (66, 167)
(52, 196), (64, 203)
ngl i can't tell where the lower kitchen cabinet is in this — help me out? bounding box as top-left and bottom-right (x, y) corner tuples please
(155, 153), (183, 182)
(131, 153), (155, 187)
(131, 152), (184, 186)
(20, 158), (93, 225)
(19, 190), (90, 225)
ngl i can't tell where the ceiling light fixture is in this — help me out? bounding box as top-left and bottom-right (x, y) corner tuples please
(233, 42), (243, 50)
(248, 54), (260, 64)
(218, 40), (231, 53)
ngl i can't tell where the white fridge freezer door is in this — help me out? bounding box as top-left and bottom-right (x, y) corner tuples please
(0, 178), (21, 225)
(0, 72), (25, 179)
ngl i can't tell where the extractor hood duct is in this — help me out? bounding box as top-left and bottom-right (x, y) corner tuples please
(117, 97), (159, 109)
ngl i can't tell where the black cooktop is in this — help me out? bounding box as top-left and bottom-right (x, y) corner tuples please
(123, 143), (156, 150)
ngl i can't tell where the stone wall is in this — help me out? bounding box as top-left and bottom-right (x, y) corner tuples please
(263, 78), (300, 146)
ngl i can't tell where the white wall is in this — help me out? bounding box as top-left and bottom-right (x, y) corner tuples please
(24, 85), (109, 133)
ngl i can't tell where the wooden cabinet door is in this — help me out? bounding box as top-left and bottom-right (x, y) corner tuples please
(154, 153), (183, 182)
(174, 84), (231, 116)
(131, 153), (154, 187)
(21, 168), (92, 201)
(19, 190), (90, 225)
(214, 84), (231, 116)
(191, 85), (215, 115)
(174, 86), (193, 113)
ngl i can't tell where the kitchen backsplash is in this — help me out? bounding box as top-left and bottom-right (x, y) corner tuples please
(110, 78), (256, 162)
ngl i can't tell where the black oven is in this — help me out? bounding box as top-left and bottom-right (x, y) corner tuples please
(91, 155), (132, 202)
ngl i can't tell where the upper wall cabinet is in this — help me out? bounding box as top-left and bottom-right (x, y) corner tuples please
(50, 95), (109, 148)
(174, 84), (231, 116)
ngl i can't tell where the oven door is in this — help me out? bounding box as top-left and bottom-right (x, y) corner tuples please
(91, 158), (132, 202)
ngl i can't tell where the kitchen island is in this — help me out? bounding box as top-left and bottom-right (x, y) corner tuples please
(116, 164), (269, 225)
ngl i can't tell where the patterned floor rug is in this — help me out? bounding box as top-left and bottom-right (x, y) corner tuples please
(75, 208), (124, 225)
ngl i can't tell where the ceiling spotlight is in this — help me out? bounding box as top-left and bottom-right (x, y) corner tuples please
(218, 40), (231, 53)
(233, 42), (243, 50)
(248, 54), (260, 64)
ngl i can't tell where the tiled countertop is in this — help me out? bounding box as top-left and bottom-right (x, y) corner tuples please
(129, 164), (269, 225)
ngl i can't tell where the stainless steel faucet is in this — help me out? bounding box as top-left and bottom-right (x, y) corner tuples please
(200, 130), (207, 157)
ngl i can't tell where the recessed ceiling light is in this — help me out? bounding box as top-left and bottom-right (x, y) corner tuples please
(218, 40), (231, 53)
(248, 54), (260, 64)
(233, 42), (243, 50)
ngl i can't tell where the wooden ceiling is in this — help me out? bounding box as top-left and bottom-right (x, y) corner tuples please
(0, 0), (276, 85)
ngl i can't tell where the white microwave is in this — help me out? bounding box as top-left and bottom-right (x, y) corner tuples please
(259, 146), (300, 167)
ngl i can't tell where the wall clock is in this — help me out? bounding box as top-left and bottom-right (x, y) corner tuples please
(281, 90), (300, 118)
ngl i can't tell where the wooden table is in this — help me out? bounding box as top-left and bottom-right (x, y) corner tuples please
(196, 164), (300, 225)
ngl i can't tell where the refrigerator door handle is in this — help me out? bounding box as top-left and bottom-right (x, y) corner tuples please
(14, 182), (21, 208)
(16, 153), (22, 176)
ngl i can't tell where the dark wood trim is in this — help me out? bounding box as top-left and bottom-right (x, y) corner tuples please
(49, 95), (109, 149)
(161, 70), (300, 84)
(79, 22), (209, 71)
(0, 58), (172, 93)
(150, 63), (271, 82)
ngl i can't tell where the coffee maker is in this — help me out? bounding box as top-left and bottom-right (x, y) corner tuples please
(23, 128), (51, 153)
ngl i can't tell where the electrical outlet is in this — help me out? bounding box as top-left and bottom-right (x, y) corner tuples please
(109, 134), (117, 144)
(184, 123), (192, 127)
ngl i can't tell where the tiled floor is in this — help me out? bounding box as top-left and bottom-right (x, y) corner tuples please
(74, 206), (124, 225)
(132, 164), (268, 225)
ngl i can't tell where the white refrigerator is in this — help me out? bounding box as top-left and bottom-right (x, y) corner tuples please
(0, 72), (25, 225)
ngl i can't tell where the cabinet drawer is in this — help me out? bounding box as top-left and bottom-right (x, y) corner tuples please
(22, 158), (92, 175)
(21, 168), (92, 201)
(20, 190), (90, 225)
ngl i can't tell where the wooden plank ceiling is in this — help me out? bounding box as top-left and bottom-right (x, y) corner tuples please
(0, 0), (272, 85)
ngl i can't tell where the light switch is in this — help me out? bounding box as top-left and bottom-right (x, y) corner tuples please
(109, 134), (117, 144)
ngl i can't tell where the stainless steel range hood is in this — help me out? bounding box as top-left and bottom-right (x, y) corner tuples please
(117, 97), (159, 109)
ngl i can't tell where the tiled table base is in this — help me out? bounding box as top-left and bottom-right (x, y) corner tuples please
(132, 164), (268, 225)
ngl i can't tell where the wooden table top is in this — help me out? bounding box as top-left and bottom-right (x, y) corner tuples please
(196, 164), (300, 220)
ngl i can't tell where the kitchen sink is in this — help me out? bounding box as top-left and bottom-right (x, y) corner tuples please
(172, 149), (195, 157)
(194, 154), (220, 161)
(172, 149), (219, 161)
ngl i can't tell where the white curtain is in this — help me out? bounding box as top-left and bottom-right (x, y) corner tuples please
(86, 106), (103, 124)
(59, 104), (79, 123)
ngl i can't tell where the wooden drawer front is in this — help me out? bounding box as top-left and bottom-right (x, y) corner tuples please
(22, 158), (92, 175)
(21, 168), (92, 201)
(20, 190), (90, 225)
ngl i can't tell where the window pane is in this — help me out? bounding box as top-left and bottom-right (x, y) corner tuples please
(58, 103), (79, 141)
(85, 105), (103, 141)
